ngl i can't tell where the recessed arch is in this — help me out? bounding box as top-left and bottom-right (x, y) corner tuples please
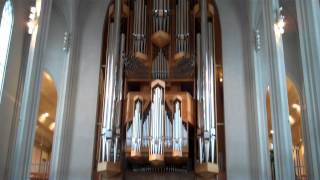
(265, 77), (306, 180)
(30, 71), (58, 179)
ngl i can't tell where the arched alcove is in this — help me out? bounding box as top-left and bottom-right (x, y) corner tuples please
(30, 71), (58, 180)
(266, 78), (306, 180)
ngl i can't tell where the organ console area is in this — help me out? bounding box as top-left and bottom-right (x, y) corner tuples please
(94, 0), (226, 179)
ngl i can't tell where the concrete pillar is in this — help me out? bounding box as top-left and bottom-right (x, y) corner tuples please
(9, 0), (52, 179)
(295, 0), (320, 179)
(262, 0), (295, 179)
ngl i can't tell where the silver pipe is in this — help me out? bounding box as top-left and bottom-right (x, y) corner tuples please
(137, 0), (141, 52)
(186, 0), (189, 52)
(199, 137), (203, 163)
(200, 0), (210, 132)
(200, 0), (212, 163)
(133, 0), (137, 52)
(114, 137), (118, 162)
(182, 0), (185, 52)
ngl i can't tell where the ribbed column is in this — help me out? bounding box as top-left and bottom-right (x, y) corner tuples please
(9, 0), (53, 179)
(295, 0), (320, 179)
(263, 0), (295, 179)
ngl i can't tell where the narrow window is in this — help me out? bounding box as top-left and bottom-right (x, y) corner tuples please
(0, 0), (13, 100)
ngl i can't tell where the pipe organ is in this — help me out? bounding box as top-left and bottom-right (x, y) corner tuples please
(95, 0), (225, 178)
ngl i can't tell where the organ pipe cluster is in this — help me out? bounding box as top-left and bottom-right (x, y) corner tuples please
(133, 0), (147, 54)
(153, 0), (170, 33)
(152, 50), (169, 79)
(197, 0), (217, 164)
(131, 99), (143, 156)
(100, 0), (124, 163)
(97, 0), (221, 176)
(176, 0), (190, 53)
(149, 84), (166, 161)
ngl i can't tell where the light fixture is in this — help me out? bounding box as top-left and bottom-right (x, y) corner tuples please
(27, 6), (38, 34)
(38, 112), (49, 123)
(63, 32), (71, 52)
(49, 122), (55, 131)
(255, 30), (261, 51)
(219, 72), (223, 83)
(292, 103), (301, 113)
(270, 130), (274, 134)
(275, 7), (285, 35)
(289, 115), (295, 125)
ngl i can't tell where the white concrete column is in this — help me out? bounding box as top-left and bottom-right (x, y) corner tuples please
(248, 28), (272, 180)
(9, 0), (52, 179)
(262, 0), (295, 179)
(295, 0), (320, 179)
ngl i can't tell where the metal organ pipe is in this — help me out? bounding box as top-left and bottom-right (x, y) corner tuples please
(150, 86), (165, 157)
(133, 0), (147, 54)
(132, 100), (142, 154)
(173, 101), (182, 154)
(199, 0), (216, 163)
(153, 0), (169, 32)
(101, 0), (122, 163)
(176, 0), (189, 53)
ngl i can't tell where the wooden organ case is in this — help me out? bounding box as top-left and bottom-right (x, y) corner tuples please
(94, 0), (226, 179)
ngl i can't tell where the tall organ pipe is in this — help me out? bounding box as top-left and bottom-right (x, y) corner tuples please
(173, 101), (182, 154)
(208, 22), (216, 163)
(101, 0), (122, 162)
(199, 0), (216, 163)
(132, 100), (142, 153)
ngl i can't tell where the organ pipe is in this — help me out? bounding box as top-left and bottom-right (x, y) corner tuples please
(131, 99), (142, 156)
(101, 0), (122, 163)
(173, 100), (183, 156)
(199, 0), (216, 163)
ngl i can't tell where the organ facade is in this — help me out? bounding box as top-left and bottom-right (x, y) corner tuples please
(94, 0), (225, 178)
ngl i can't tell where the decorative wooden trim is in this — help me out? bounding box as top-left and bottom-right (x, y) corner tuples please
(97, 162), (121, 177)
(195, 163), (219, 178)
(151, 31), (171, 48)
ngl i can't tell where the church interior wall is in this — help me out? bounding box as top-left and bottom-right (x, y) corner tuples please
(66, 1), (110, 180)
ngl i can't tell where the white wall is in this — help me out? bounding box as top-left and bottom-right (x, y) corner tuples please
(65, 1), (109, 179)
(215, 0), (252, 179)
(43, 4), (68, 94)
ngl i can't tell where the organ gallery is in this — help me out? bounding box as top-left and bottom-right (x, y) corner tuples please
(94, 0), (226, 178)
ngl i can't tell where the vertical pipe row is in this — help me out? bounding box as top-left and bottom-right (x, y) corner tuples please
(153, 0), (169, 32)
(173, 101), (182, 154)
(152, 50), (168, 79)
(175, 0), (189, 54)
(101, 0), (122, 162)
(133, 0), (147, 54)
(199, 0), (216, 163)
(150, 87), (165, 157)
(132, 100), (142, 154)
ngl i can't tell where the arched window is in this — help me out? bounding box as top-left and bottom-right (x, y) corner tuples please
(0, 0), (13, 99)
